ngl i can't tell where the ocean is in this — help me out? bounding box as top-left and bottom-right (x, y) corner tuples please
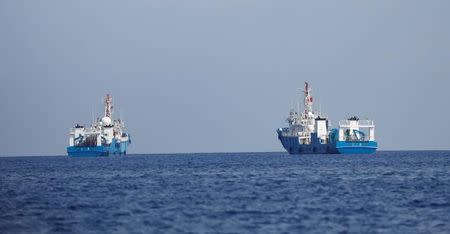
(1, 151), (449, 233)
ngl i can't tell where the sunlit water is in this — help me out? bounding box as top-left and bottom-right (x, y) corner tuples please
(1, 151), (449, 233)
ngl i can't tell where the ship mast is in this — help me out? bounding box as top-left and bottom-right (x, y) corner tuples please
(304, 82), (313, 116)
(104, 94), (113, 118)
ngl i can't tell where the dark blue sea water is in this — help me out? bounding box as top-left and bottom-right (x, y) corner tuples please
(1, 151), (450, 233)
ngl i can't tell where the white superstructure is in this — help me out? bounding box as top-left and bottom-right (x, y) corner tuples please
(338, 117), (375, 142)
(282, 82), (330, 144)
(68, 94), (130, 147)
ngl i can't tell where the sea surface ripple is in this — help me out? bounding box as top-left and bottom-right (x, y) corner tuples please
(1, 151), (450, 233)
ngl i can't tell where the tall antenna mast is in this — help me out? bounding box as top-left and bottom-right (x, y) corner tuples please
(104, 94), (113, 118)
(304, 82), (313, 115)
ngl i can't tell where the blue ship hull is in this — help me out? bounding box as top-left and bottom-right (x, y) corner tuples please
(335, 141), (377, 154)
(67, 139), (130, 157)
(277, 130), (377, 155)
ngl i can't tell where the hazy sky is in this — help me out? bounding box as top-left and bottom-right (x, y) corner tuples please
(1, 0), (450, 156)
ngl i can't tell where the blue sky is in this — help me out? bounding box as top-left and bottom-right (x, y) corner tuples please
(1, 0), (450, 155)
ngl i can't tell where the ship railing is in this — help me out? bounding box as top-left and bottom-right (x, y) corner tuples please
(339, 120), (375, 128)
(69, 128), (101, 135)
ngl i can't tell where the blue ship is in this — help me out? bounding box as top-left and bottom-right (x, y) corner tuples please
(67, 94), (131, 157)
(277, 82), (377, 154)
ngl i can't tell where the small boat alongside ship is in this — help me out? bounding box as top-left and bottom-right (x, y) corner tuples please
(67, 94), (131, 157)
(277, 82), (377, 154)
